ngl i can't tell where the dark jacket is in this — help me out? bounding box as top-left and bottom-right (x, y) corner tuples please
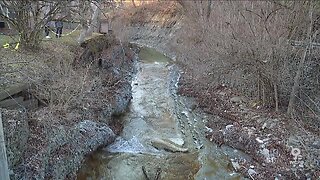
(55, 21), (63, 28)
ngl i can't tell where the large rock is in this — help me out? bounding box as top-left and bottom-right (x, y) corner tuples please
(13, 120), (115, 180)
(45, 120), (116, 179)
(151, 138), (188, 153)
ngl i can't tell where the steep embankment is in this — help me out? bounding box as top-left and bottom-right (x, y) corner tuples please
(112, 1), (182, 60)
(3, 34), (137, 179)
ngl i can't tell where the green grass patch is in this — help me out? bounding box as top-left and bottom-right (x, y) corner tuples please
(1, 29), (103, 50)
(0, 34), (19, 47)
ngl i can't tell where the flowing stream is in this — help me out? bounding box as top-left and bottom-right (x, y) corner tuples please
(77, 47), (247, 180)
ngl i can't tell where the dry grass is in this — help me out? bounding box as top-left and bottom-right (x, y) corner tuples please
(2, 31), (136, 179)
(0, 30), (86, 109)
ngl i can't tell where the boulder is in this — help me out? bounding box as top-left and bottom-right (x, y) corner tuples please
(230, 96), (243, 104)
(151, 138), (188, 153)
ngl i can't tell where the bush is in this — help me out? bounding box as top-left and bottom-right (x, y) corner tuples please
(175, 1), (320, 119)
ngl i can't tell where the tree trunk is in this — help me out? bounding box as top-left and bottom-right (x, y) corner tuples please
(132, 0), (136, 7)
(19, 25), (42, 49)
(274, 83), (279, 112)
(78, 1), (90, 44)
(86, 2), (101, 37)
(287, 2), (314, 116)
(206, 0), (213, 20)
(78, 21), (88, 44)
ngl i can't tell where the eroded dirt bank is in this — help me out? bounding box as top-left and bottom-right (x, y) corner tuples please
(3, 34), (137, 179)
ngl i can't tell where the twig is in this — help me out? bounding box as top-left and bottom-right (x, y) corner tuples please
(142, 166), (150, 180)
(0, 61), (30, 65)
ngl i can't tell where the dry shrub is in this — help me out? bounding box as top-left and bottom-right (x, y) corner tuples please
(176, 1), (320, 117)
(128, 1), (180, 27)
(1, 32), (136, 126)
(0, 38), (86, 113)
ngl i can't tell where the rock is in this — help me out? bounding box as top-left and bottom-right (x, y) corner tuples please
(230, 96), (242, 104)
(47, 120), (115, 179)
(17, 120), (116, 180)
(262, 122), (267, 130)
(218, 91), (227, 96)
(256, 137), (269, 144)
(248, 168), (257, 176)
(231, 160), (240, 170)
(311, 140), (320, 149)
(168, 137), (184, 146)
(298, 161), (304, 168)
(268, 122), (277, 129)
(151, 138), (188, 153)
(205, 126), (213, 133)
(181, 111), (189, 118)
(225, 124), (234, 131)
(260, 119), (278, 130)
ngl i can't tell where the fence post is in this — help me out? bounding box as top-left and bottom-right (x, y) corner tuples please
(0, 111), (10, 180)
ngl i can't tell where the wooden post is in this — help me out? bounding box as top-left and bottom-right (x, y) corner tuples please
(0, 112), (10, 180)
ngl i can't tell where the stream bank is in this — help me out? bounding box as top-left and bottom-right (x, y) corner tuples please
(4, 34), (137, 179)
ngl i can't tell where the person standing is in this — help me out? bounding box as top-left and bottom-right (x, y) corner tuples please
(44, 21), (51, 38)
(55, 20), (63, 38)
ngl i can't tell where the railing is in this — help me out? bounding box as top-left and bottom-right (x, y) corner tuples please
(0, 112), (10, 180)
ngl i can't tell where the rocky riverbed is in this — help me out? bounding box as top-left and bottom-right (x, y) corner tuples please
(77, 46), (248, 180)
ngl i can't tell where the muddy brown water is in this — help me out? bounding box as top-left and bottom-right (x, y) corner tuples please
(77, 46), (247, 180)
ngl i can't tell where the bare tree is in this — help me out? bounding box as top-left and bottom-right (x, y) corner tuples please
(87, 1), (101, 36)
(287, 1), (317, 116)
(78, 0), (102, 43)
(0, 0), (68, 49)
(176, 1), (318, 113)
(78, 0), (91, 44)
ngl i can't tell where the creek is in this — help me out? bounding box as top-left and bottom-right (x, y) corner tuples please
(77, 47), (247, 180)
